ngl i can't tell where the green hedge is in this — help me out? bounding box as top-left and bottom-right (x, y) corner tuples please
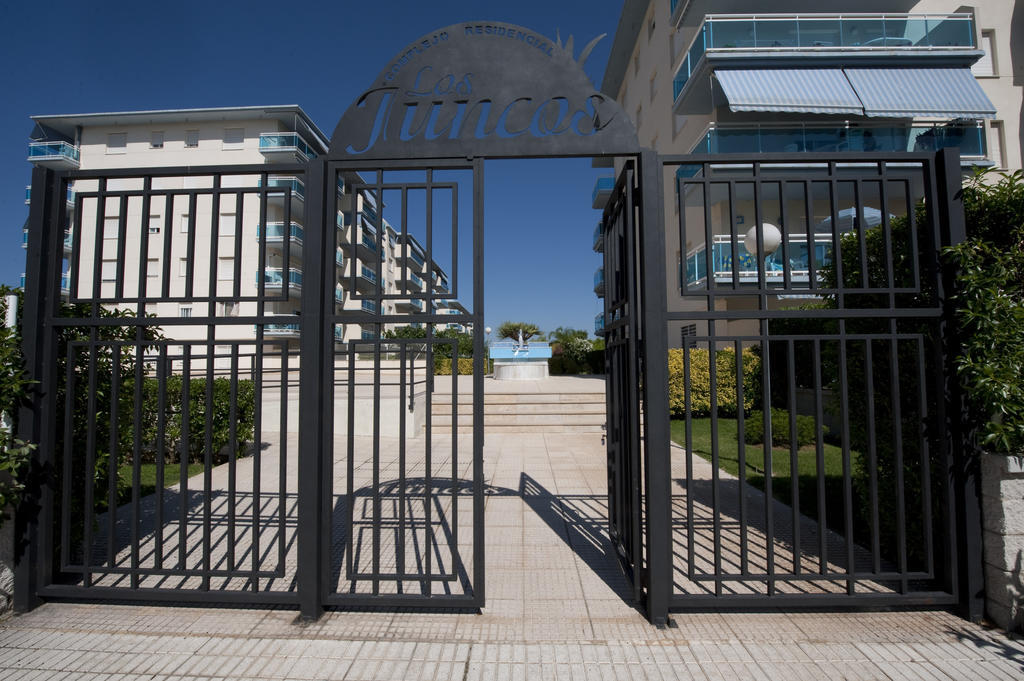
(118, 377), (256, 465)
(668, 347), (761, 417)
(433, 358), (475, 375)
(743, 409), (817, 447)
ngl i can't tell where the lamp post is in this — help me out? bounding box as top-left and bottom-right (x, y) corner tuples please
(743, 222), (782, 258)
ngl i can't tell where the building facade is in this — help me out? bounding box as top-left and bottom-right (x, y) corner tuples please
(23, 105), (467, 345)
(593, 0), (1019, 340)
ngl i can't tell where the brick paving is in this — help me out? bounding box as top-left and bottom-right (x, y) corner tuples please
(2, 378), (1023, 678)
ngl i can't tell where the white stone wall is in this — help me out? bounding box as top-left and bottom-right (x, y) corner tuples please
(980, 452), (1024, 632)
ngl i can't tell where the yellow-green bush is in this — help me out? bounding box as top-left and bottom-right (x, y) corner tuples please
(667, 347), (761, 417)
(433, 358), (475, 375)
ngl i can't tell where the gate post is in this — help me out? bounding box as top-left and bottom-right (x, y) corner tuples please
(14, 166), (61, 612)
(637, 150), (672, 626)
(935, 148), (984, 622)
(297, 160), (328, 620)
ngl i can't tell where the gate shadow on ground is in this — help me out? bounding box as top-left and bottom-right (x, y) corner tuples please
(331, 472), (633, 603)
(673, 476), (894, 595)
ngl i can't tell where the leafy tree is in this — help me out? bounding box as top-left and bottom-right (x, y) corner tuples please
(947, 169), (1024, 453)
(497, 321), (540, 343)
(0, 288), (35, 526)
(549, 326), (588, 346)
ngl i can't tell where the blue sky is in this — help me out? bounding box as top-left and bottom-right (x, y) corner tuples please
(0, 0), (626, 338)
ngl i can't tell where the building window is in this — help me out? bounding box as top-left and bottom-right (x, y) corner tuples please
(107, 133), (127, 154)
(101, 260), (117, 282)
(149, 215), (162, 234)
(179, 306), (192, 318)
(220, 302), (237, 317)
(147, 259), (160, 278)
(179, 258), (189, 276)
(218, 258), (234, 280)
(185, 130), (199, 148)
(150, 131), (164, 149)
(223, 128), (244, 150)
(972, 30), (996, 77)
(180, 214), (191, 233)
(989, 121), (1006, 169)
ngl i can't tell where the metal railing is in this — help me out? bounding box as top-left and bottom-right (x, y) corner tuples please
(693, 121), (987, 158)
(28, 141), (80, 164)
(259, 176), (305, 201)
(258, 133), (317, 161)
(683, 233), (834, 286)
(259, 221), (305, 243)
(261, 268), (303, 288)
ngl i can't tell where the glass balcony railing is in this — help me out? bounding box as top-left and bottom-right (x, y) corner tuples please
(263, 323), (300, 336)
(335, 250), (345, 268)
(592, 176), (614, 207)
(19, 274), (25, 288)
(361, 329), (376, 340)
(693, 122), (986, 157)
(24, 186), (30, 205)
(674, 13), (975, 100)
(61, 273), (70, 291)
(593, 223), (603, 252)
(360, 233), (378, 253)
(360, 266), (377, 284)
(407, 272), (424, 289)
(259, 176), (305, 201)
(258, 133), (317, 161)
(261, 268), (303, 288)
(258, 221), (304, 242)
(28, 141), (80, 165)
(335, 288), (345, 304)
(361, 300), (377, 313)
(594, 266), (605, 290)
(21, 230), (28, 248)
(63, 231), (73, 250)
(594, 313), (605, 335)
(409, 299), (424, 311)
(683, 234), (834, 287)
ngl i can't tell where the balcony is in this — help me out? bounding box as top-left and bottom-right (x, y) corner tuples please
(594, 266), (605, 298)
(28, 141), (80, 169)
(593, 222), (604, 253)
(692, 121), (987, 159)
(594, 313), (605, 336)
(335, 250), (345, 269)
(258, 133), (317, 162)
(262, 323), (300, 338)
(674, 13), (975, 102)
(361, 300), (377, 314)
(334, 287), (345, 305)
(260, 267), (303, 291)
(353, 265), (378, 294)
(592, 176), (614, 209)
(683, 233), (834, 287)
(258, 221), (304, 251)
(397, 270), (425, 293)
(260, 176), (305, 202)
(396, 298), (425, 313)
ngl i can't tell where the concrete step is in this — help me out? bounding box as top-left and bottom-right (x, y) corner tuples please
(433, 424), (606, 434)
(431, 402), (606, 416)
(429, 392), (605, 405)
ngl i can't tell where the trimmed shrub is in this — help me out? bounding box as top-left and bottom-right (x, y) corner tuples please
(585, 349), (605, 374)
(433, 358), (452, 375)
(743, 409), (817, 447)
(668, 347), (761, 417)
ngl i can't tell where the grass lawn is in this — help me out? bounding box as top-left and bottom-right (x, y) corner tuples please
(116, 462), (205, 505)
(670, 417), (857, 535)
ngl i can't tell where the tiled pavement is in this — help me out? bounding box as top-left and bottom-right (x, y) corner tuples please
(2, 416), (1023, 678)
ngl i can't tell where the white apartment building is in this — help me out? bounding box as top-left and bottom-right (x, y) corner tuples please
(23, 105), (466, 346)
(593, 1), (1018, 340)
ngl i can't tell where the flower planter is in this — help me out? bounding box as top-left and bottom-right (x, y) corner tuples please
(980, 451), (1024, 632)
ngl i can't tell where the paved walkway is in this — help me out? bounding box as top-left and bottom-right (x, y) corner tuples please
(2, 376), (1022, 679)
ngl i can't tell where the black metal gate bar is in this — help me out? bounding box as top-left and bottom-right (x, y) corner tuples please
(658, 150), (975, 612)
(323, 158), (483, 610)
(19, 162), (308, 607)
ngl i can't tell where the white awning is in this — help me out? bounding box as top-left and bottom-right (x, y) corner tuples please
(844, 68), (997, 119)
(714, 69), (864, 115)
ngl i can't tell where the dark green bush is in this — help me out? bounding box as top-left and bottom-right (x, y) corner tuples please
(119, 376), (256, 465)
(743, 409), (817, 447)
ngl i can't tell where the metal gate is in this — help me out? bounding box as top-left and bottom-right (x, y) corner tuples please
(15, 158), (484, 616)
(659, 149), (977, 614)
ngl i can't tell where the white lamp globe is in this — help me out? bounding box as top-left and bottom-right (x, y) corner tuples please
(743, 223), (782, 256)
(485, 327), (492, 335)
